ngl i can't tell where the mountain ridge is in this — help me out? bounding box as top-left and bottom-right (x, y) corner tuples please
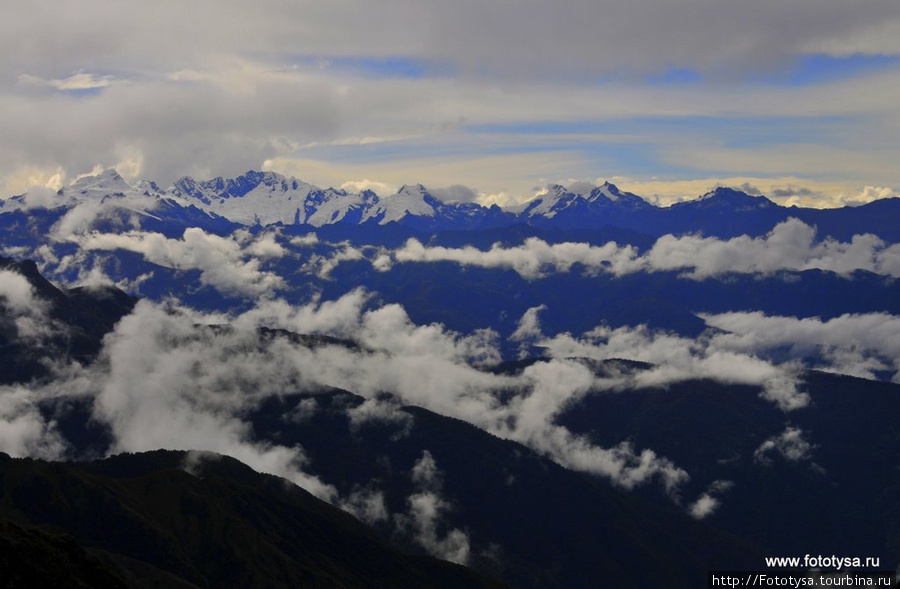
(5, 169), (898, 240)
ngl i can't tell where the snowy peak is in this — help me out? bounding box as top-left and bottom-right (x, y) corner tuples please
(62, 169), (133, 200)
(172, 171), (312, 202)
(170, 176), (210, 204)
(169, 171), (319, 226)
(520, 181), (650, 221)
(305, 187), (380, 227)
(520, 185), (581, 218)
(210, 171), (294, 199)
(364, 184), (442, 224)
(395, 183), (441, 206)
(134, 180), (163, 196)
(587, 182), (649, 208)
(692, 187), (776, 210)
(0, 169), (844, 233)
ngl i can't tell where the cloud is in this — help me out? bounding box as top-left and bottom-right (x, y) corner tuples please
(339, 486), (390, 526)
(0, 386), (67, 459)
(611, 176), (896, 209)
(232, 288), (372, 337)
(346, 396), (412, 438)
(0, 269), (55, 342)
(340, 179), (397, 196)
(19, 71), (117, 91)
(688, 480), (734, 520)
(301, 245), (369, 279)
(360, 219), (900, 281)
(2, 0), (900, 206)
(803, 19), (900, 57)
(534, 323), (810, 412)
(289, 233), (319, 247)
(10, 272), (894, 513)
(267, 302), (692, 493)
(61, 292), (691, 497)
(510, 304), (547, 358)
(388, 237), (642, 279)
(78, 228), (285, 297)
(0, 270), (42, 315)
(5, 1), (898, 82)
(429, 185), (479, 203)
(395, 451), (470, 565)
(702, 311), (900, 383)
(88, 300), (337, 500)
(754, 426), (815, 465)
(851, 186), (899, 206)
(634, 219), (900, 279)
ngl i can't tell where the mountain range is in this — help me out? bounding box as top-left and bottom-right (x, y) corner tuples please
(4, 169), (900, 240)
(2, 168), (900, 587)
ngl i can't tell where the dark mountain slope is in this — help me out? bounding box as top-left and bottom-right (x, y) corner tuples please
(247, 390), (762, 589)
(0, 257), (136, 384)
(0, 520), (130, 589)
(556, 370), (900, 567)
(0, 451), (506, 589)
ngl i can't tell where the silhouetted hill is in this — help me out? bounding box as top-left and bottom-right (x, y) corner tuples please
(0, 451), (507, 589)
(556, 371), (900, 568)
(246, 390), (762, 589)
(0, 257), (136, 384)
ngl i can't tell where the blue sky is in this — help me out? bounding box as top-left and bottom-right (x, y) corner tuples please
(2, 0), (900, 207)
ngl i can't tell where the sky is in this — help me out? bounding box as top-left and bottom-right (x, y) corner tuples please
(3, 0), (900, 207)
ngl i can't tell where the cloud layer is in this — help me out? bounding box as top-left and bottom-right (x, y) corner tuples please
(338, 219), (900, 280)
(3, 269), (900, 531)
(74, 228), (285, 296)
(3, 2), (899, 204)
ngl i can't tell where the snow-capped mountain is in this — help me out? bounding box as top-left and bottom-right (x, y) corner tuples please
(0, 169), (161, 213)
(170, 171), (321, 226)
(3, 169), (900, 241)
(59, 169), (141, 202)
(587, 181), (651, 209)
(168, 174), (512, 231)
(359, 183), (512, 230)
(518, 181), (650, 222)
(676, 186), (777, 211)
(363, 183), (439, 224)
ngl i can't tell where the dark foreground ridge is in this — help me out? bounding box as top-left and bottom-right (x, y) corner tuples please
(0, 450), (507, 589)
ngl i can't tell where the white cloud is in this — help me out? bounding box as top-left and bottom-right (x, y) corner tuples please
(754, 426), (815, 465)
(0, 270), (41, 315)
(702, 311), (900, 383)
(301, 245), (368, 279)
(19, 71), (116, 91)
(0, 269), (55, 342)
(395, 451), (470, 565)
(536, 324), (810, 412)
(5, 1), (897, 82)
(340, 179), (397, 196)
(78, 228), (285, 297)
(355, 220), (900, 281)
(340, 486), (390, 525)
(289, 233), (319, 247)
(688, 480), (734, 520)
(0, 386), (66, 459)
(347, 396), (412, 438)
(59, 293), (690, 497)
(1, 0), (900, 203)
(646, 219), (900, 279)
(232, 288), (372, 338)
(8, 276), (897, 514)
(389, 237), (642, 279)
(511, 304), (546, 342)
(89, 300), (337, 500)
(429, 185), (479, 203)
